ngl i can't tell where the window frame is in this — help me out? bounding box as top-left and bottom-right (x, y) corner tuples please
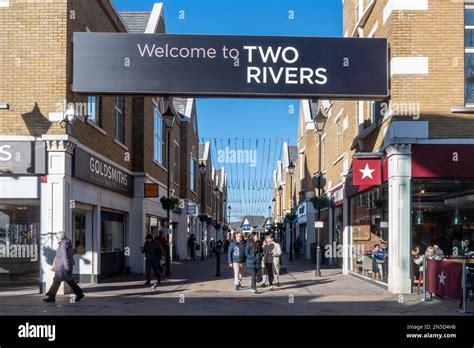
(114, 96), (125, 144)
(87, 96), (101, 126)
(153, 107), (164, 164)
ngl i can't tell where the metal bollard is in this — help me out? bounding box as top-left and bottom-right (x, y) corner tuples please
(214, 248), (221, 277)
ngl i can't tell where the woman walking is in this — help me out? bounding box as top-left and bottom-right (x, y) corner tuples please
(245, 232), (262, 294)
(43, 232), (84, 303)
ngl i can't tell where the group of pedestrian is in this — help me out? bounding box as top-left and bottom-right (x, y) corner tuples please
(228, 231), (283, 294)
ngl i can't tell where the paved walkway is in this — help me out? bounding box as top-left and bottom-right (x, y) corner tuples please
(0, 254), (469, 315)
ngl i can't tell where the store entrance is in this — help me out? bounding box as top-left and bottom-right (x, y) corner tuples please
(100, 210), (125, 281)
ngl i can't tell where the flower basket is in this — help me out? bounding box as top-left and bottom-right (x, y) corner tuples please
(160, 196), (181, 211)
(310, 195), (329, 209)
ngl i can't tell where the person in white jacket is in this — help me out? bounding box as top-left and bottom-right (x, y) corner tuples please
(262, 233), (283, 289)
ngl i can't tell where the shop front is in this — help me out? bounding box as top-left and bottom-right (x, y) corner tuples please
(0, 140), (46, 289)
(72, 146), (133, 283)
(329, 183), (345, 266)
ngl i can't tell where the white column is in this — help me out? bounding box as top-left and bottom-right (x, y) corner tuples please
(342, 197), (350, 275)
(130, 176), (146, 274)
(40, 140), (75, 294)
(387, 144), (412, 294)
(328, 206), (334, 265)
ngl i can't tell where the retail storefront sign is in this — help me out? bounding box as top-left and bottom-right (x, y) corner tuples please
(74, 147), (133, 196)
(0, 141), (45, 174)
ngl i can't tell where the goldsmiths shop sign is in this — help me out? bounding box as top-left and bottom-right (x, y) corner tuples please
(74, 148), (133, 196)
(72, 33), (388, 99)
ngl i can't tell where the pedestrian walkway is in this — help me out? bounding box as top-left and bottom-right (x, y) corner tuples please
(0, 254), (468, 315)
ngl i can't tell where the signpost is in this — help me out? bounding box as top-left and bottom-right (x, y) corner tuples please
(73, 33), (388, 99)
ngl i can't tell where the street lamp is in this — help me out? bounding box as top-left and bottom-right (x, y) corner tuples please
(312, 101), (327, 277)
(163, 104), (176, 277)
(277, 185), (283, 249)
(199, 161), (207, 261)
(288, 161), (295, 261)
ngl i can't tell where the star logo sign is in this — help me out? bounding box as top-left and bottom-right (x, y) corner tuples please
(359, 163), (375, 180)
(438, 271), (446, 285)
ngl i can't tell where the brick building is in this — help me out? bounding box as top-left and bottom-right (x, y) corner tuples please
(0, 1), (227, 292)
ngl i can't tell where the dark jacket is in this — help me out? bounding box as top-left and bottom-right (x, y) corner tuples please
(228, 240), (247, 264)
(188, 236), (196, 247)
(53, 239), (75, 282)
(142, 240), (163, 261)
(245, 241), (262, 269)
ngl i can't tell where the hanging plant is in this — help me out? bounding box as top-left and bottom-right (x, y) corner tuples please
(160, 196), (181, 211)
(310, 195), (329, 209)
(198, 214), (208, 222)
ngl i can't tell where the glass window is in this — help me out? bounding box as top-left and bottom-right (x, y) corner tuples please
(350, 186), (388, 283)
(87, 96), (101, 125)
(190, 150), (196, 192)
(174, 144), (179, 184)
(154, 108), (163, 164)
(465, 7), (474, 104)
(115, 97), (125, 143)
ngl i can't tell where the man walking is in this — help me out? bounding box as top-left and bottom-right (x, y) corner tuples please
(188, 234), (196, 260)
(43, 232), (84, 303)
(142, 234), (164, 288)
(228, 232), (247, 290)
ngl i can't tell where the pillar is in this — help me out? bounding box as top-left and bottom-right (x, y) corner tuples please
(387, 144), (412, 294)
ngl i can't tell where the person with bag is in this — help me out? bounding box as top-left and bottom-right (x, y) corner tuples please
(142, 234), (164, 288)
(43, 232), (84, 303)
(228, 232), (247, 290)
(245, 232), (262, 294)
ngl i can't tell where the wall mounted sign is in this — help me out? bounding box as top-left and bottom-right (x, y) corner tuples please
(0, 141), (45, 175)
(73, 33), (389, 99)
(74, 147), (133, 196)
(144, 183), (159, 198)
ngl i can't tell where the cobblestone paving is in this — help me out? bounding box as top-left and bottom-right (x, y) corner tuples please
(0, 255), (469, 316)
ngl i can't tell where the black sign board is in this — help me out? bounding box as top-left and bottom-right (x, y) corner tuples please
(74, 147), (133, 196)
(72, 33), (388, 99)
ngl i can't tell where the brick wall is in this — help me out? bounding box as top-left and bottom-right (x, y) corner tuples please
(0, 0), (68, 136)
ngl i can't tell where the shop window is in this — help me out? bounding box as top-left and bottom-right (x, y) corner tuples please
(114, 96), (125, 144)
(350, 185), (389, 283)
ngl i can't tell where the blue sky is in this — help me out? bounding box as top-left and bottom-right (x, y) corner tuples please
(113, 0), (342, 219)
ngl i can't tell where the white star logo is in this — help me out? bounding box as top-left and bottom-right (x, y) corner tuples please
(438, 271), (446, 285)
(359, 163), (375, 180)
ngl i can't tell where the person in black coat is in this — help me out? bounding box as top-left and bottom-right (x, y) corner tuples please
(141, 234), (164, 287)
(43, 232), (84, 303)
(245, 232), (262, 294)
(188, 234), (197, 260)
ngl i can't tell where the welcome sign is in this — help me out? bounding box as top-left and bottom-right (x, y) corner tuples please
(72, 33), (388, 99)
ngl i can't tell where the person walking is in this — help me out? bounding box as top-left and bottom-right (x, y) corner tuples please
(188, 234), (196, 260)
(228, 232), (247, 290)
(294, 236), (301, 259)
(245, 232), (262, 294)
(43, 232), (84, 303)
(223, 238), (230, 254)
(263, 233), (282, 288)
(142, 234), (164, 287)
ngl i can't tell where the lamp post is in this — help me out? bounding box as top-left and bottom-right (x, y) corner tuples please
(312, 102), (327, 278)
(199, 162), (207, 261)
(288, 161), (295, 261)
(268, 205), (272, 221)
(213, 187), (221, 276)
(163, 103), (176, 277)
